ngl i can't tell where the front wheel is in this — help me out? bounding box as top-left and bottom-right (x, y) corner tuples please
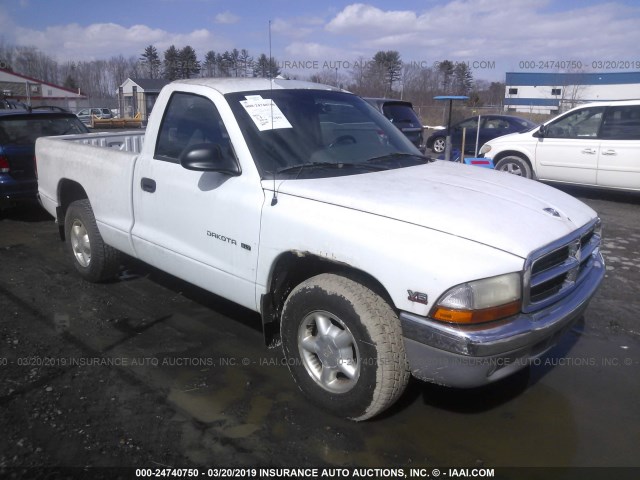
(495, 155), (534, 179)
(280, 273), (409, 421)
(64, 199), (121, 282)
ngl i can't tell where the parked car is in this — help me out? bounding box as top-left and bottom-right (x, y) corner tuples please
(76, 107), (113, 125)
(427, 114), (538, 155)
(0, 109), (89, 205)
(0, 99), (29, 110)
(32, 105), (71, 113)
(479, 100), (640, 191)
(364, 98), (425, 151)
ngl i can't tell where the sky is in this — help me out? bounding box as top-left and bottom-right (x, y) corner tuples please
(1, 0), (640, 82)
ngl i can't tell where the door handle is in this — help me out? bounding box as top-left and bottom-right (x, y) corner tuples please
(141, 177), (156, 193)
(601, 149), (617, 156)
(581, 148), (597, 155)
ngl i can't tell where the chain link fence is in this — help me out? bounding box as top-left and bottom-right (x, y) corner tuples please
(414, 104), (553, 128)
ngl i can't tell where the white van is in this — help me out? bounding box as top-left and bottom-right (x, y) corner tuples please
(479, 100), (640, 191)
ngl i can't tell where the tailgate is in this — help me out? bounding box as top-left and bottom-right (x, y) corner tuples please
(1, 144), (36, 180)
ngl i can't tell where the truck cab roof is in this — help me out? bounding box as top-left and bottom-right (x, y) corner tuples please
(172, 77), (341, 95)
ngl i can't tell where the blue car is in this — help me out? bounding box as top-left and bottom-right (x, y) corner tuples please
(426, 114), (538, 155)
(0, 109), (88, 206)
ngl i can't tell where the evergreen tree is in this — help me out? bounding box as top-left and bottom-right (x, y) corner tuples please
(372, 50), (402, 95)
(453, 62), (474, 95)
(140, 45), (161, 79)
(163, 45), (180, 80)
(238, 49), (253, 78)
(438, 60), (455, 93)
(253, 54), (280, 78)
(217, 52), (231, 77)
(229, 48), (240, 77)
(63, 74), (78, 91)
(202, 50), (216, 77)
(179, 46), (200, 79)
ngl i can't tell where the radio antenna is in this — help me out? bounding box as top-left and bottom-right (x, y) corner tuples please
(269, 19), (278, 206)
(268, 19), (273, 81)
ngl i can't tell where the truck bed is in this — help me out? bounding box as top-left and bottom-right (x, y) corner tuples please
(36, 131), (146, 256)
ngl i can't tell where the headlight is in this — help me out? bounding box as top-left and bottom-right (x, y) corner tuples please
(479, 144), (492, 155)
(594, 217), (602, 239)
(430, 272), (522, 324)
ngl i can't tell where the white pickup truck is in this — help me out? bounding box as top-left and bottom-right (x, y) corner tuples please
(36, 78), (605, 421)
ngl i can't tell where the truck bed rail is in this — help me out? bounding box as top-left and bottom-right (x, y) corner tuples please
(59, 131), (145, 153)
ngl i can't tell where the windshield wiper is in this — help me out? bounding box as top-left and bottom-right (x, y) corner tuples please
(276, 161), (387, 175)
(364, 152), (429, 164)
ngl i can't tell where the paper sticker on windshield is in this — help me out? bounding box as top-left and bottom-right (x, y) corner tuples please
(240, 96), (292, 131)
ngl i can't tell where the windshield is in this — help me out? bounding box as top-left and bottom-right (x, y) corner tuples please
(0, 114), (88, 145)
(225, 89), (426, 179)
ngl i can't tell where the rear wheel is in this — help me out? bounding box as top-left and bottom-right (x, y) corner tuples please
(64, 199), (120, 282)
(495, 155), (533, 179)
(280, 273), (409, 421)
(432, 136), (446, 153)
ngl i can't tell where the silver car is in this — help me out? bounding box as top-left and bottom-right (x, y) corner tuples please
(76, 108), (113, 125)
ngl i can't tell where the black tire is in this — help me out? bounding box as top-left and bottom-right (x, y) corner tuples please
(280, 273), (409, 421)
(431, 136), (446, 154)
(495, 155), (534, 179)
(64, 199), (120, 282)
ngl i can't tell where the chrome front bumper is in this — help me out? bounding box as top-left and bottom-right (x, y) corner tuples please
(400, 251), (605, 388)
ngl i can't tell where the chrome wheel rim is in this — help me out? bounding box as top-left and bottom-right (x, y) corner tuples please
(501, 162), (523, 176)
(70, 219), (91, 267)
(297, 310), (360, 393)
(433, 137), (445, 153)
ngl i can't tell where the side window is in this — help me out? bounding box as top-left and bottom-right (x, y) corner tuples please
(155, 92), (234, 163)
(458, 117), (478, 129)
(483, 118), (510, 130)
(546, 107), (604, 139)
(600, 105), (640, 140)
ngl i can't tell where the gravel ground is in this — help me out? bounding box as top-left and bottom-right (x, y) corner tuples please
(0, 187), (639, 478)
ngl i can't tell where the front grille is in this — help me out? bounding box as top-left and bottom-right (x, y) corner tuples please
(524, 219), (601, 313)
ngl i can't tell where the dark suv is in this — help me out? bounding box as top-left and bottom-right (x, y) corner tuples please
(364, 98), (425, 151)
(0, 109), (88, 206)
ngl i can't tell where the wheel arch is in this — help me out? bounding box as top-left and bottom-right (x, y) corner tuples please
(493, 149), (531, 165)
(56, 179), (89, 240)
(260, 251), (395, 347)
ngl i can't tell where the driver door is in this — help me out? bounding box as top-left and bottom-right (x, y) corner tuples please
(131, 91), (265, 311)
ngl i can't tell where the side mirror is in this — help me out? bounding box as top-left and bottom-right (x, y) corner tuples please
(534, 125), (547, 138)
(180, 143), (241, 176)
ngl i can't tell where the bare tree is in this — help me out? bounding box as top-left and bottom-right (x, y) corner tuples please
(555, 71), (587, 112)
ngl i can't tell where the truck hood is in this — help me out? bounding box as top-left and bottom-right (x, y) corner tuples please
(267, 161), (597, 258)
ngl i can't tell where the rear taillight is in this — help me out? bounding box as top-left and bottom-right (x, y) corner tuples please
(0, 155), (9, 173)
(33, 155), (38, 178)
